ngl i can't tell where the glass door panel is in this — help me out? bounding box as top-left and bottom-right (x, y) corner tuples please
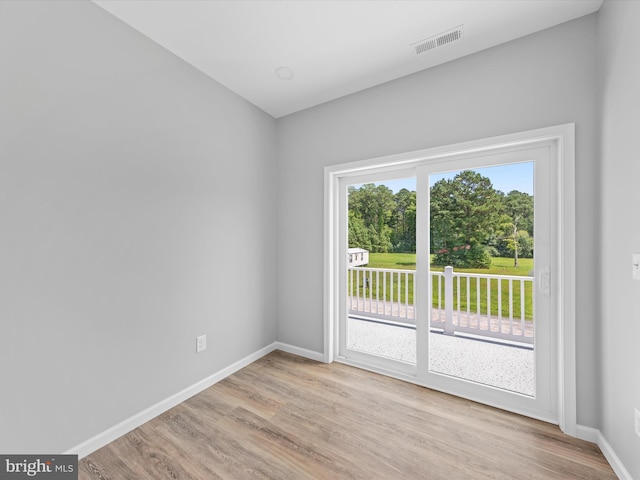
(338, 172), (417, 375)
(416, 146), (556, 422)
(426, 162), (535, 396)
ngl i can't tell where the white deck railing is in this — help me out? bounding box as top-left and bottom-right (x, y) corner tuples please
(348, 266), (534, 345)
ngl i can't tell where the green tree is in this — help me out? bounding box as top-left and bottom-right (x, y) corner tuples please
(430, 171), (503, 268)
(348, 211), (371, 251)
(506, 230), (533, 260)
(391, 188), (416, 252)
(348, 184), (395, 252)
(502, 190), (534, 266)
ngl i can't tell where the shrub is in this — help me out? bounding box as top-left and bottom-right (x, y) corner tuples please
(432, 244), (492, 268)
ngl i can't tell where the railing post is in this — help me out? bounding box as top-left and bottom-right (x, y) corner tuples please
(444, 266), (454, 335)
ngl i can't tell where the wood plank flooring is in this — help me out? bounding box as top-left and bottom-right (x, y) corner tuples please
(79, 351), (616, 479)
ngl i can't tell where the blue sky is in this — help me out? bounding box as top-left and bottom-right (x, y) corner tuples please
(361, 162), (534, 195)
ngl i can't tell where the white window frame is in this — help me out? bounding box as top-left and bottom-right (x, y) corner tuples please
(323, 124), (576, 436)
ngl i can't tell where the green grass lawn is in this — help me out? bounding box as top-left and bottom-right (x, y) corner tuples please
(366, 252), (533, 275)
(365, 252), (418, 270)
(350, 253), (534, 320)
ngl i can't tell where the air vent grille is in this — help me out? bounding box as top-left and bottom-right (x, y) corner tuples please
(412, 25), (463, 55)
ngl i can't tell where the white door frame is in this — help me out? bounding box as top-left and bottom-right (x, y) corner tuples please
(323, 124), (576, 436)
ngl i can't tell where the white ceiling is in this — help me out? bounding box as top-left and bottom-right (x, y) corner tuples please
(93, 0), (603, 118)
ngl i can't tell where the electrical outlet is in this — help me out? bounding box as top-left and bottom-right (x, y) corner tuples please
(635, 408), (640, 438)
(196, 334), (207, 353)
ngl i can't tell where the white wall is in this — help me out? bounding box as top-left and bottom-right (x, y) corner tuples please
(0, 1), (277, 453)
(598, 1), (640, 478)
(277, 15), (599, 427)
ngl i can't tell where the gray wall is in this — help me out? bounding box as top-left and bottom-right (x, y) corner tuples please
(0, 1), (277, 453)
(277, 15), (599, 427)
(598, 1), (640, 478)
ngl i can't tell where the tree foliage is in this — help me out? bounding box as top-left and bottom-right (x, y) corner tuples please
(348, 184), (394, 252)
(430, 171), (502, 268)
(500, 190), (534, 266)
(347, 172), (534, 267)
(391, 188), (416, 252)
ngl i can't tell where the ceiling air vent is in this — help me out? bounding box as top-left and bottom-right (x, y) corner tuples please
(411, 25), (463, 55)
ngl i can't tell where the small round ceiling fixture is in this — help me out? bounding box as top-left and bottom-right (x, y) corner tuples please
(275, 66), (295, 80)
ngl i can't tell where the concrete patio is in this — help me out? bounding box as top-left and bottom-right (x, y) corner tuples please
(347, 317), (534, 396)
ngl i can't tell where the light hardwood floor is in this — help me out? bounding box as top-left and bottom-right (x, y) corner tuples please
(79, 351), (616, 479)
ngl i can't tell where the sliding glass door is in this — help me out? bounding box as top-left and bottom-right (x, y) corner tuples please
(336, 143), (558, 423)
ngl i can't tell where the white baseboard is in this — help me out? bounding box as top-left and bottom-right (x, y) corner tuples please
(273, 341), (325, 362)
(66, 343), (278, 459)
(576, 424), (632, 480)
(575, 424), (599, 443)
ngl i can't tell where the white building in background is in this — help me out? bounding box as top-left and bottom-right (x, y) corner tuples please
(348, 248), (369, 267)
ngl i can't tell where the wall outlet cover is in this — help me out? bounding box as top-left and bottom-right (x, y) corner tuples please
(635, 408), (640, 438)
(196, 334), (207, 353)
